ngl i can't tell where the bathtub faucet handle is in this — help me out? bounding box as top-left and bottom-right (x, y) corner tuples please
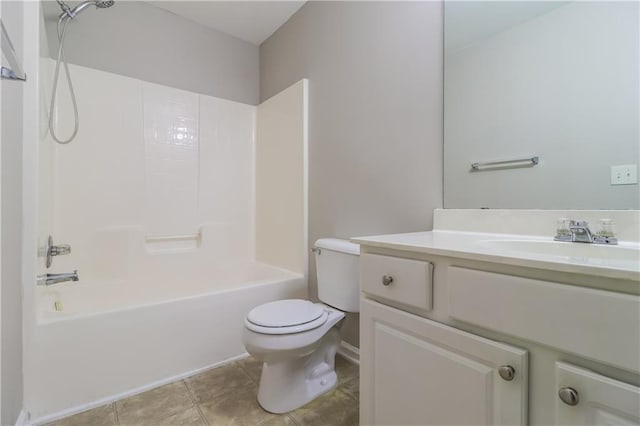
(50, 244), (71, 256)
(45, 235), (72, 268)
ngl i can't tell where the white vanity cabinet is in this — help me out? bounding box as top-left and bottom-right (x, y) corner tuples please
(357, 245), (640, 426)
(360, 298), (528, 426)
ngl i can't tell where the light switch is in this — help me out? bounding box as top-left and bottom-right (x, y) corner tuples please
(610, 164), (638, 185)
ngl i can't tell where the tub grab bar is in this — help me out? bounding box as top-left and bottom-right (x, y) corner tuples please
(145, 233), (201, 242)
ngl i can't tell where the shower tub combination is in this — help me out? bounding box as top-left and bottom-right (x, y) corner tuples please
(32, 0), (309, 419)
(29, 259), (306, 422)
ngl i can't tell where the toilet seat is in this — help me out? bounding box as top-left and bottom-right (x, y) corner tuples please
(245, 300), (329, 335)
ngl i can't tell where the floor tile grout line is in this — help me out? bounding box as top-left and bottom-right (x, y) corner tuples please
(182, 379), (198, 405)
(119, 380), (201, 424)
(255, 413), (299, 426)
(340, 374), (358, 385)
(180, 378), (211, 425)
(193, 403), (210, 426)
(338, 389), (358, 402)
(235, 361), (260, 384)
(235, 361), (253, 379)
(186, 364), (259, 407)
(287, 414), (301, 426)
(112, 402), (119, 426)
(337, 376), (359, 401)
(334, 387), (358, 403)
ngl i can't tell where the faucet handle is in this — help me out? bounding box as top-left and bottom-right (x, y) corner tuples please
(593, 219), (618, 245)
(50, 244), (71, 256)
(45, 235), (72, 268)
(554, 218), (572, 241)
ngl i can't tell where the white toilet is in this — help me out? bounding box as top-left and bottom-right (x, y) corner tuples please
(242, 238), (360, 413)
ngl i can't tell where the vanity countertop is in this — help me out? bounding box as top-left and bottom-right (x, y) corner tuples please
(352, 230), (640, 282)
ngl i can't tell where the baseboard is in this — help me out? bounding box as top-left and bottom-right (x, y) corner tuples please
(29, 353), (249, 426)
(337, 340), (359, 364)
(15, 408), (30, 426)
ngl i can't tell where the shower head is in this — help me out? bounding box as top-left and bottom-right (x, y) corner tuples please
(57, 0), (114, 20)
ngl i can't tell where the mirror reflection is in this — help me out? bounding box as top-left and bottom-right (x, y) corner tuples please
(444, 1), (639, 209)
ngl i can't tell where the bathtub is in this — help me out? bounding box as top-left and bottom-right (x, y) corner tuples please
(28, 261), (306, 422)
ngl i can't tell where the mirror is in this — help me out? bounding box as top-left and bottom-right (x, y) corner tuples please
(444, 1), (639, 209)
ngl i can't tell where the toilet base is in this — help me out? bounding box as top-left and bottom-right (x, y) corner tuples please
(256, 327), (341, 413)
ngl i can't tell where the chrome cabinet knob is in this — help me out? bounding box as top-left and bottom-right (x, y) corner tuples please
(498, 365), (515, 381)
(382, 275), (394, 286)
(558, 387), (579, 406)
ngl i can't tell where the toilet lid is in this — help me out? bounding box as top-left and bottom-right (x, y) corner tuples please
(244, 311), (329, 335)
(247, 299), (324, 328)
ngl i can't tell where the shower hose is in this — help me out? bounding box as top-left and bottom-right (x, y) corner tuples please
(48, 16), (79, 144)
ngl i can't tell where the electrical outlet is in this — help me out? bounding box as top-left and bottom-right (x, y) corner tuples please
(610, 164), (638, 185)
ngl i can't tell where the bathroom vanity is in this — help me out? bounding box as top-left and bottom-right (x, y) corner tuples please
(354, 210), (640, 426)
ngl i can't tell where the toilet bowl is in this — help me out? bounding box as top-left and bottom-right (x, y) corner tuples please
(242, 238), (360, 413)
(243, 300), (345, 413)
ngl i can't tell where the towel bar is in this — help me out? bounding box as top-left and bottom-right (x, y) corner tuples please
(1, 19), (26, 82)
(471, 156), (539, 171)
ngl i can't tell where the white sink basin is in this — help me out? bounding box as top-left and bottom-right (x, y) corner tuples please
(478, 239), (640, 262)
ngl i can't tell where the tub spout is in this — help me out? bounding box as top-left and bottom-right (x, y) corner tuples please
(37, 270), (79, 286)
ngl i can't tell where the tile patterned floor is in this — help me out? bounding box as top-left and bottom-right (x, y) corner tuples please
(46, 355), (359, 426)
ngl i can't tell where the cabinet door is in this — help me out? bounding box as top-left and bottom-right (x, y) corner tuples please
(555, 362), (640, 425)
(361, 298), (528, 426)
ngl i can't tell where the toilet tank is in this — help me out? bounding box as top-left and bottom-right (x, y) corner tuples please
(314, 238), (360, 313)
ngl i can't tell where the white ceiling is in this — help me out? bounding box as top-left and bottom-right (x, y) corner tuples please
(147, 1), (305, 45)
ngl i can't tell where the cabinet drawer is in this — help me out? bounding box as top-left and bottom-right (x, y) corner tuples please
(555, 362), (640, 425)
(448, 266), (640, 373)
(360, 253), (433, 310)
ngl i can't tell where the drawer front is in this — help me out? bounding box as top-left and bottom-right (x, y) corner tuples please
(555, 362), (640, 425)
(361, 253), (433, 310)
(448, 266), (640, 373)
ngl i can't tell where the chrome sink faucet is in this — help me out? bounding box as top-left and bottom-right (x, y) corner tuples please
(569, 220), (593, 243)
(37, 270), (79, 286)
(554, 219), (618, 245)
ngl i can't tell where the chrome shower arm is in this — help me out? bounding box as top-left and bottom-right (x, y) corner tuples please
(56, 0), (73, 18)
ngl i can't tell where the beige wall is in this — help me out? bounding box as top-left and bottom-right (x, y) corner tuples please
(256, 80), (308, 276)
(1, 1), (24, 423)
(42, 1), (259, 105)
(260, 1), (444, 346)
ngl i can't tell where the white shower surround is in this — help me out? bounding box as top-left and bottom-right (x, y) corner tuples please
(48, 62), (257, 278)
(29, 60), (309, 420)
